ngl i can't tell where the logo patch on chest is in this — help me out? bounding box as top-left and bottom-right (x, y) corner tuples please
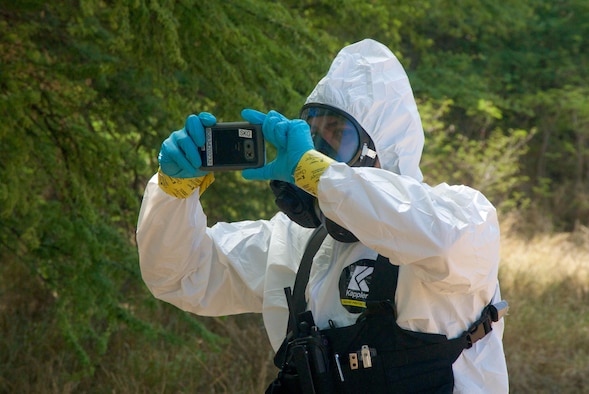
(339, 259), (375, 313)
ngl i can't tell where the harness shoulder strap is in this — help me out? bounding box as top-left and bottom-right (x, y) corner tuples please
(286, 225), (328, 335)
(367, 253), (399, 301)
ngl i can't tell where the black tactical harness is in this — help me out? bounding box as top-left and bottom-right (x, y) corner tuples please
(266, 226), (508, 394)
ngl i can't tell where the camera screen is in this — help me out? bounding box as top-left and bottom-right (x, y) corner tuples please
(211, 129), (257, 165)
(200, 123), (264, 170)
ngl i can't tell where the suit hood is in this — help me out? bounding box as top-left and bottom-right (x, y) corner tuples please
(305, 39), (424, 182)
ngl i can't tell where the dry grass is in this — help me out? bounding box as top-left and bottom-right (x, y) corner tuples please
(500, 219), (589, 393)
(2, 221), (589, 393)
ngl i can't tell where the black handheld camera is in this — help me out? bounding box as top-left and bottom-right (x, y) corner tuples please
(199, 122), (265, 171)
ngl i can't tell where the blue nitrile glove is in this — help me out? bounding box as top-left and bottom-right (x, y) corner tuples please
(241, 109), (314, 183)
(158, 112), (216, 178)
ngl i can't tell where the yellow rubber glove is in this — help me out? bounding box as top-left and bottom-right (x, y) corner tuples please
(293, 150), (335, 196)
(157, 169), (215, 199)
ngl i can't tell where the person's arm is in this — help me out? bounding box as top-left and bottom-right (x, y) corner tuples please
(137, 113), (273, 316)
(137, 175), (274, 315)
(316, 164), (500, 293)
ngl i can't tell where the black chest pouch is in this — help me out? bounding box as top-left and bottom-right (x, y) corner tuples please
(266, 228), (508, 394)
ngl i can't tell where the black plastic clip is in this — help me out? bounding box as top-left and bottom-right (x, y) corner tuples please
(465, 300), (509, 348)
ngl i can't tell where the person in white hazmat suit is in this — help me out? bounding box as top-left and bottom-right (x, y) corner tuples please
(137, 39), (509, 393)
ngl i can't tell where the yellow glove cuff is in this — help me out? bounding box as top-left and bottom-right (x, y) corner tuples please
(294, 150), (335, 196)
(157, 169), (215, 199)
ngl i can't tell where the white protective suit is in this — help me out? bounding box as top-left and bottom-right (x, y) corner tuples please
(137, 39), (508, 393)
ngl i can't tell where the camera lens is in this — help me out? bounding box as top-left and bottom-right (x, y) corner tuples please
(244, 140), (254, 161)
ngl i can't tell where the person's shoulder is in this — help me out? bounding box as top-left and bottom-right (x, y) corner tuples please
(270, 212), (318, 242)
(430, 182), (494, 205)
(422, 183), (498, 229)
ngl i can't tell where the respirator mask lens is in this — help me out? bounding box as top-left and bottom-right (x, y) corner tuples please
(300, 106), (361, 164)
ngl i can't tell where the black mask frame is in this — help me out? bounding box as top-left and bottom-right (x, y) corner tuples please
(300, 103), (377, 168)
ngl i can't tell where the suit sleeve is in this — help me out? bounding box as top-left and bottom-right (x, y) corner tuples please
(317, 164), (500, 294)
(136, 174), (273, 316)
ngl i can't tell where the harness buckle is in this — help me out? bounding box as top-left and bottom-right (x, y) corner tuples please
(465, 300), (509, 348)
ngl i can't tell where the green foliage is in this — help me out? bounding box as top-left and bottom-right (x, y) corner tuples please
(0, 0), (327, 381)
(395, 0), (589, 229)
(419, 99), (533, 212)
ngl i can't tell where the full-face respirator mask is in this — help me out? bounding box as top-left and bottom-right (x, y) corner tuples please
(270, 103), (377, 243)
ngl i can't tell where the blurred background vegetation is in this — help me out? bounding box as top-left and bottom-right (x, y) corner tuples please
(1, 0), (588, 392)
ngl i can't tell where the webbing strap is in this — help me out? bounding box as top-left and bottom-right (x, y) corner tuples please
(286, 225), (328, 335)
(367, 254), (399, 302)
